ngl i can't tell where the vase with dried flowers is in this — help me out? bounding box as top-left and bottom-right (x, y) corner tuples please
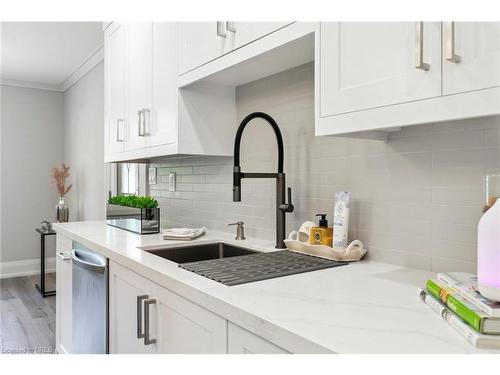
(52, 163), (72, 223)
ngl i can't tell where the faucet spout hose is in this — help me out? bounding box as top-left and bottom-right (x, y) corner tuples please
(233, 112), (284, 173)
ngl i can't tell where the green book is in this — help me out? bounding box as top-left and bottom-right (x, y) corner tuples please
(426, 279), (500, 334)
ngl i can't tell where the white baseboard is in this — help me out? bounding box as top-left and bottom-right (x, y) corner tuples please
(0, 257), (56, 279)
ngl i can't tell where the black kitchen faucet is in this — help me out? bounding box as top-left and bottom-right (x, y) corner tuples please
(232, 112), (294, 248)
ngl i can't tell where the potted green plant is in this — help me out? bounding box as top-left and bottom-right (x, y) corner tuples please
(106, 195), (160, 234)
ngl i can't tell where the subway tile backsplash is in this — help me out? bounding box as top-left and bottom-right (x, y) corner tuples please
(150, 62), (500, 273)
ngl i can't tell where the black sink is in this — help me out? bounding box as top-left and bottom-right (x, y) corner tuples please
(145, 242), (258, 264)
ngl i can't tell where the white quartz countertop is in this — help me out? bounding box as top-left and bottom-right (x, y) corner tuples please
(54, 220), (497, 354)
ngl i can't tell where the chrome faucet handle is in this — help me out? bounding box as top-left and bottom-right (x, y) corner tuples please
(279, 187), (294, 213)
(228, 221), (246, 240)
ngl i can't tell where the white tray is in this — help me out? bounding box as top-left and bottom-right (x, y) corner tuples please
(284, 239), (367, 262)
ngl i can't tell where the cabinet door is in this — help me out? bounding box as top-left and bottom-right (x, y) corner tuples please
(153, 281), (227, 354)
(150, 22), (178, 148)
(124, 22), (153, 151)
(228, 22), (292, 51)
(104, 23), (125, 155)
(178, 22), (225, 74)
(55, 236), (72, 354)
(443, 22), (500, 95)
(320, 22), (442, 116)
(109, 261), (157, 354)
(227, 323), (289, 354)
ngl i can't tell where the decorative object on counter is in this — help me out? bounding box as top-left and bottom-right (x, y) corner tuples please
(162, 227), (206, 241)
(426, 279), (500, 334)
(333, 191), (350, 248)
(477, 174), (500, 301)
(40, 220), (52, 232)
(416, 272), (500, 348)
(285, 237), (366, 262)
(52, 163), (72, 223)
(437, 272), (500, 317)
(309, 214), (333, 246)
(417, 288), (500, 349)
(288, 220), (316, 243)
(34, 228), (56, 298)
(106, 195), (160, 235)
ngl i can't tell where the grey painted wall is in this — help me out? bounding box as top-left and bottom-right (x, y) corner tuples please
(1, 85), (64, 263)
(63, 62), (105, 222)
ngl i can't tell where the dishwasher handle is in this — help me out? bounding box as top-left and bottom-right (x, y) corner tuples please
(71, 248), (107, 274)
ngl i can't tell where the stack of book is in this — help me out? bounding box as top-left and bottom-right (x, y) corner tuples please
(417, 272), (500, 349)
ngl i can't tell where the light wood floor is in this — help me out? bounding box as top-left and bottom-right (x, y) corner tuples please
(0, 274), (56, 354)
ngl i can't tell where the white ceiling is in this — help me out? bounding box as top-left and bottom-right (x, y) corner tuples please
(1, 22), (103, 86)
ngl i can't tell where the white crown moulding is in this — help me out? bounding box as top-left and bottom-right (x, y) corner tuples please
(0, 44), (104, 93)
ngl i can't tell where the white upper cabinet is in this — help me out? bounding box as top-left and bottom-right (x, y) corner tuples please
(320, 22), (442, 116)
(178, 22), (293, 76)
(178, 22), (226, 74)
(104, 22), (235, 162)
(104, 23), (125, 155)
(317, 21), (500, 137)
(443, 22), (500, 95)
(226, 22), (292, 51)
(124, 22), (153, 151)
(150, 22), (178, 148)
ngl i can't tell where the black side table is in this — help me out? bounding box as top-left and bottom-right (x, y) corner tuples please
(35, 228), (57, 297)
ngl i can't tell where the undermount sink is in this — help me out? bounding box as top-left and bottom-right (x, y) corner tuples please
(144, 242), (258, 264)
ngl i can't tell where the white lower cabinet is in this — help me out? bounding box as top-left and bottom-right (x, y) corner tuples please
(227, 323), (289, 354)
(55, 235), (72, 354)
(109, 261), (157, 354)
(109, 261), (227, 354)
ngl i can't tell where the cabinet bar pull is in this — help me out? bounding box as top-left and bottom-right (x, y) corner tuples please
(226, 22), (236, 33)
(142, 108), (150, 136)
(137, 110), (144, 136)
(144, 298), (157, 345)
(446, 21), (461, 63)
(415, 22), (430, 71)
(216, 21), (227, 38)
(138, 109), (150, 137)
(116, 119), (125, 142)
(136, 295), (148, 339)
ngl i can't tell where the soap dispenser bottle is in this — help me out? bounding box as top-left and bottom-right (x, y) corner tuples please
(309, 214), (333, 247)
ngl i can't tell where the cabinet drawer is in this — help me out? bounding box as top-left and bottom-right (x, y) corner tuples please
(228, 322), (289, 354)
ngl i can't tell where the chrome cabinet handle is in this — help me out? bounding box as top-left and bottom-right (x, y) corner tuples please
(216, 21), (227, 38)
(446, 21), (461, 63)
(56, 252), (71, 261)
(415, 22), (430, 71)
(136, 295), (148, 339)
(144, 298), (157, 345)
(116, 119), (124, 142)
(137, 110), (144, 136)
(142, 108), (150, 136)
(226, 22), (236, 33)
(137, 109), (150, 137)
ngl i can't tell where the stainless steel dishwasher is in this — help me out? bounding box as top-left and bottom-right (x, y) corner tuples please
(72, 242), (108, 354)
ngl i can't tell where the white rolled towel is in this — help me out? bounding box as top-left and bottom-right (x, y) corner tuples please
(162, 227), (207, 240)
